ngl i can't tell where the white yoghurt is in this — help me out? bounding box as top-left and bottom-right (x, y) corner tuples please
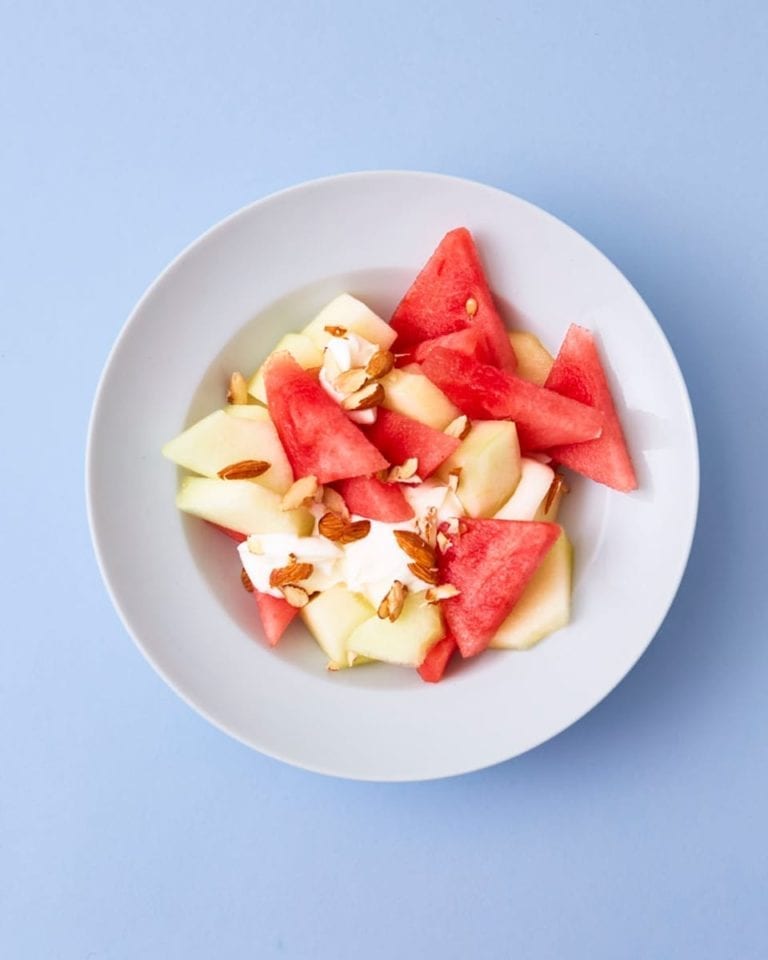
(318, 332), (379, 425)
(404, 479), (465, 525)
(239, 534), (343, 598)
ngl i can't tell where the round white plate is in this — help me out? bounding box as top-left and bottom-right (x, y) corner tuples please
(87, 171), (699, 781)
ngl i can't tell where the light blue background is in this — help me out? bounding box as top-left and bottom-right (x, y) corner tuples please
(2, 1), (767, 957)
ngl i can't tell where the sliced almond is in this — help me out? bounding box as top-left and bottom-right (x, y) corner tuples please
(446, 467), (462, 492)
(377, 580), (407, 622)
(465, 297), (478, 317)
(281, 475), (319, 511)
(324, 324), (348, 337)
(543, 473), (570, 514)
(425, 583), (460, 603)
(436, 531), (451, 553)
(393, 530), (436, 568)
(218, 459), (271, 480)
(240, 567), (254, 593)
(317, 513), (371, 544)
(444, 414), (470, 440)
(226, 371), (249, 405)
(334, 367), (369, 395)
(445, 518), (460, 536)
(420, 507), (438, 549)
(342, 381), (385, 411)
(340, 519), (371, 544)
(388, 457), (420, 483)
(322, 487), (350, 520)
(269, 560), (314, 589)
(280, 584), (310, 608)
(407, 561), (439, 585)
(366, 349), (395, 379)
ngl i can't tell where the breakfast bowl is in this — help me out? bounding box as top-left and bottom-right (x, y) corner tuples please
(86, 171), (698, 781)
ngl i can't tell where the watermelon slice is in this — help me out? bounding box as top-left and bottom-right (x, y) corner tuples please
(417, 636), (457, 683)
(264, 353), (388, 483)
(421, 347), (603, 451)
(208, 522), (247, 543)
(335, 476), (415, 523)
(390, 228), (517, 371)
(411, 327), (491, 366)
(439, 519), (560, 657)
(364, 408), (460, 478)
(545, 325), (638, 492)
(255, 591), (298, 646)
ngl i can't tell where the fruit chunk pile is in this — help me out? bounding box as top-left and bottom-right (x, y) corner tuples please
(163, 228), (637, 682)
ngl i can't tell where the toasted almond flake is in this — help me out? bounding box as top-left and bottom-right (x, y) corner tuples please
(340, 519), (371, 544)
(240, 567), (254, 593)
(444, 414), (470, 440)
(388, 457), (419, 483)
(334, 367), (369, 395)
(465, 297), (478, 317)
(306, 365), (322, 379)
(327, 662), (340, 672)
(280, 584), (310, 608)
(436, 531), (451, 553)
(377, 580), (407, 622)
(543, 473), (570, 514)
(393, 530), (436, 568)
(318, 511), (348, 542)
(322, 487), (350, 519)
(341, 381), (385, 411)
(269, 561), (314, 589)
(324, 324), (348, 337)
(217, 459), (271, 480)
(445, 518), (460, 536)
(407, 561), (439, 585)
(226, 371), (249, 404)
(446, 466), (462, 492)
(281, 475), (319, 511)
(419, 507), (438, 549)
(366, 349), (395, 379)
(425, 583), (461, 603)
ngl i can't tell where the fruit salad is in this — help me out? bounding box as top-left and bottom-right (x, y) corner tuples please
(163, 228), (637, 682)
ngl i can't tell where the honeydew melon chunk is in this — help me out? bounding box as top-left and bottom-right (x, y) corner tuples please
(302, 294), (397, 351)
(248, 333), (323, 403)
(494, 457), (555, 521)
(490, 532), (572, 649)
(162, 409), (293, 493)
(225, 404), (271, 420)
(301, 585), (376, 669)
(347, 591), (444, 667)
(176, 477), (314, 536)
(438, 421), (521, 518)
(380, 368), (461, 430)
(508, 331), (554, 386)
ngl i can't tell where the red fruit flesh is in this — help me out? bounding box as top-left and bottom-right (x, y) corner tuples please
(421, 347), (603, 450)
(412, 327), (490, 365)
(335, 476), (415, 523)
(264, 352), (388, 483)
(417, 636), (457, 683)
(545, 325), (638, 492)
(390, 227), (516, 370)
(208, 522), (247, 543)
(255, 591), (298, 647)
(364, 408), (460, 477)
(439, 519), (560, 657)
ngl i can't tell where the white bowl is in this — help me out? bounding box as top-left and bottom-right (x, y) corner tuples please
(87, 171), (699, 781)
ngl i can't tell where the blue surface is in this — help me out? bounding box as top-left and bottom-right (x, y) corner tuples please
(2, 1), (767, 956)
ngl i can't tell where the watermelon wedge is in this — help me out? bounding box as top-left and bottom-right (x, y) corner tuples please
(264, 352), (388, 483)
(207, 522), (247, 543)
(390, 227), (517, 371)
(411, 327), (491, 366)
(335, 476), (415, 523)
(364, 408), (460, 478)
(545, 325), (638, 492)
(255, 591), (298, 646)
(439, 519), (560, 657)
(417, 636), (457, 683)
(421, 347), (603, 451)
